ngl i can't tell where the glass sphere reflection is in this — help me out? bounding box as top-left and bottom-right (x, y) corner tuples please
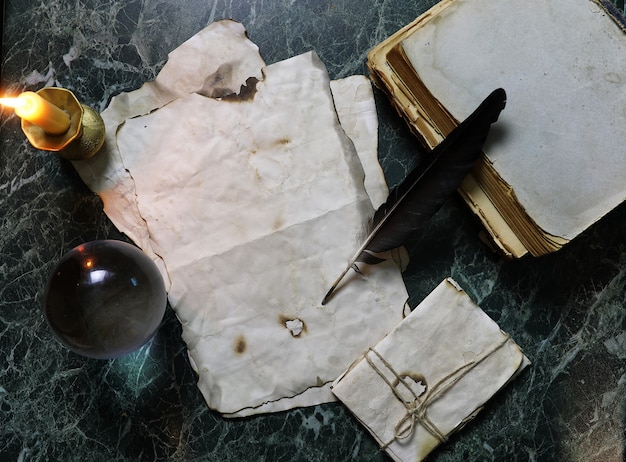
(44, 240), (167, 359)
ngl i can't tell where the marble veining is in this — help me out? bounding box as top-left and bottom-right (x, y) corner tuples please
(1, 1), (626, 461)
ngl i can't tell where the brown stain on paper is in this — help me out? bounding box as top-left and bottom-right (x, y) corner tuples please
(234, 335), (247, 355)
(273, 216), (285, 231)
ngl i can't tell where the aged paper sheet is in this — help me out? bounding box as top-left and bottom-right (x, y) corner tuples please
(74, 20), (408, 417)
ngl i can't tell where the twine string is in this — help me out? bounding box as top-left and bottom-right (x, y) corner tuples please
(365, 334), (512, 449)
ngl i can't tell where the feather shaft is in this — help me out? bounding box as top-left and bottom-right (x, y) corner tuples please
(321, 88), (507, 305)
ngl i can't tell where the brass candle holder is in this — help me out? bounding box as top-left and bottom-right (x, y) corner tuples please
(20, 87), (105, 160)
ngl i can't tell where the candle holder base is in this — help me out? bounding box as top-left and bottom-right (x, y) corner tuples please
(56, 104), (106, 161)
(21, 88), (105, 160)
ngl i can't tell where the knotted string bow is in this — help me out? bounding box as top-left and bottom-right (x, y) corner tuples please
(365, 334), (512, 449)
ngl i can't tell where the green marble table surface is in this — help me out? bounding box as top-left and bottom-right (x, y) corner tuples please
(1, 1), (625, 461)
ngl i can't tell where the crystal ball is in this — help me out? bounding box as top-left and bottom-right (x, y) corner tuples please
(43, 240), (167, 359)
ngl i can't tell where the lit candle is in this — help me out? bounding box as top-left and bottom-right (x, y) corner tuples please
(0, 91), (71, 135)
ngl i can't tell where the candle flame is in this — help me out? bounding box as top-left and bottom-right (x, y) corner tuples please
(0, 91), (71, 135)
(0, 97), (27, 109)
(0, 95), (38, 121)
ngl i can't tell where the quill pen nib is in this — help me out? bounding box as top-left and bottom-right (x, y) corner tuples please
(321, 265), (352, 305)
(321, 287), (336, 306)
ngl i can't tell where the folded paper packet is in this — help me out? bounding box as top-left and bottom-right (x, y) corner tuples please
(73, 20), (409, 417)
(331, 278), (529, 462)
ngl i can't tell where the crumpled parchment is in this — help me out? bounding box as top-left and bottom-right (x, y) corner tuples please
(331, 278), (529, 461)
(73, 20), (408, 417)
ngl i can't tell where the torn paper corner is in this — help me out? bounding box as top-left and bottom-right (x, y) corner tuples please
(331, 277), (529, 462)
(112, 19), (266, 119)
(157, 19), (265, 100)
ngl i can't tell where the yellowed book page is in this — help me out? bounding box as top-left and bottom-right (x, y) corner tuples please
(400, 0), (626, 241)
(459, 175), (528, 258)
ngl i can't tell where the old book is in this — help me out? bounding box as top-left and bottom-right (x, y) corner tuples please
(368, 0), (626, 258)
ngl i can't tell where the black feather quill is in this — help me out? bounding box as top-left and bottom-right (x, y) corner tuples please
(321, 88), (507, 305)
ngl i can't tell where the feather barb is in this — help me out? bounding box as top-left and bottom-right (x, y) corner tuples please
(321, 88), (507, 305)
